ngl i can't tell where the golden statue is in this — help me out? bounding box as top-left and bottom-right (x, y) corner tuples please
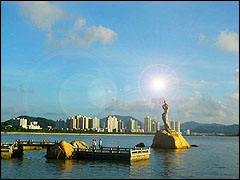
(162, 100), (172, 132)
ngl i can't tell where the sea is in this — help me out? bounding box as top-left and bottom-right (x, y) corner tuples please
(1, 134), (239, 179)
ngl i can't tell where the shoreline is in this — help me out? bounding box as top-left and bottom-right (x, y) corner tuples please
(1, 131), (155, 136)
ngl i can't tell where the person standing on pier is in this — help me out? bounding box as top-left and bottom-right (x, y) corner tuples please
(95, 139), (97, 148)
(92, 139), (96, 150)
(99, 139), (103, 149)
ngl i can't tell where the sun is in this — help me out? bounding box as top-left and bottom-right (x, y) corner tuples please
(151, 78), (166, 91)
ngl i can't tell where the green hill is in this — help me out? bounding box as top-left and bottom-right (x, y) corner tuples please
(2, 115), (56, 129)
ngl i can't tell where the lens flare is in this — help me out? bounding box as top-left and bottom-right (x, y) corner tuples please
(138, 64), (179, 105)
(151, 78), (166, 91)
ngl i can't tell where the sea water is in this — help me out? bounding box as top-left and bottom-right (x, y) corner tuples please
(1, 134), (239, 179)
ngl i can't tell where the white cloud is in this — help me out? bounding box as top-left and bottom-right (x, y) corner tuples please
(225, 92), (239, 102)
(59, 20), (118, 48)
(179, 80), (218, 89)
(74, 18), (86, 29)
(231, 92), (239, 101)
(18, 2), (118, 49)
(103, 91), (239, 125)
(215, 30), (239, 55)
(173, 92), (239, 124)
(85, 25), (118, 45)
(19, 1), (68, 31)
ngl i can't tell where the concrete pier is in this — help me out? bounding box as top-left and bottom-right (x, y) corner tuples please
(2, 140), (151, 162)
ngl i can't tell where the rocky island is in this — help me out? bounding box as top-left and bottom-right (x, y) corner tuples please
(151, 100), (191, 149)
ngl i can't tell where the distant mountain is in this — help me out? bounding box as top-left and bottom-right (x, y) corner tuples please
(180, 121), (202, 130)
(181, 121), (239, 135)
(2, 115), (56, 129)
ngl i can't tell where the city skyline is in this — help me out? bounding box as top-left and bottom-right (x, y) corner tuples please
(2, 1), (239, 125)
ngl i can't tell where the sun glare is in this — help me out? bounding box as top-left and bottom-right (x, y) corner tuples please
(152, 78), (166, 91)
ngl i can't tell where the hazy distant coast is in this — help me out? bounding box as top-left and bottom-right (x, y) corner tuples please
(1, 131), (155, 136)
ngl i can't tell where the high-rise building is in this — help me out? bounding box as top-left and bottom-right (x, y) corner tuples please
(75, 114), (82, 129)
(157, 121), (161, 131)
(118, 120), (124, 130)
(135, 120), (138, 130)
(151, 120), (157, 132)
(66, 117), (71, 129)
(171, 121), (176, 131)
(186, 129), (190, 135)
(66, 117), (76, 129)
(112, 116), (118, 132)
(12, 117), (28, 129)
(89, 117), (100, 129)
(102, 121), (106, 129)
(19, 118), (28, 129)
(72, 117), (77, 129)
(79, 116), (85, 129)
(84, 116), (89, 129)
(176, 121), (181, 133)
(106, 115), (118, 132)
(106, 116), (113, 132)
(130, 118), (136, 131)
(144, 116), (151, 132)
(140, 121), (144, 129)
(56, 119), (66, 129)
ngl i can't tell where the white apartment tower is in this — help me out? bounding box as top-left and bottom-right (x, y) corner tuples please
(130, 118), (136, 131)
(106, 116), (118, 132)
(171, 121), (175, 131)
(157, 121), (161, 131)
(112, 116), (118, 132)
(151, 120), (157, 132)
(118, 120), (124, 130)
(176, 121), (181, 133)
(19, 118), (28, 129)
(89, 117), (100, 129)
(75, 114), (82, 129)
(144, 116), (151, 132)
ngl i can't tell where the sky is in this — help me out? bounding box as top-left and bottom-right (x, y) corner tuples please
(1, 1), (239, 125)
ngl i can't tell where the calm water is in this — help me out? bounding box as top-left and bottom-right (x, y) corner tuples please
(1, 134), (239, 179)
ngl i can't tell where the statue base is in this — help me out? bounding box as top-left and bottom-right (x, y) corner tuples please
(151, 130), (191, 149)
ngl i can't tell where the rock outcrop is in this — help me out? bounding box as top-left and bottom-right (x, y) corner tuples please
(46, 140), (90, 159)
(135, 142), (145, 147)
(46, 140), (74, 159)
(151, 130), (191, 149)
(70, 140), (90, 149)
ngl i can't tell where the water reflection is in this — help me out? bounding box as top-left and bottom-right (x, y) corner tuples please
(46, 159), (88, 170)
(2, 157), (27, 167)
(153, 148), (187, 179)
(129, 159), (152, 178)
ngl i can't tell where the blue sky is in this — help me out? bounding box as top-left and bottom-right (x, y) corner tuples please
(1, 1), (239, 125)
